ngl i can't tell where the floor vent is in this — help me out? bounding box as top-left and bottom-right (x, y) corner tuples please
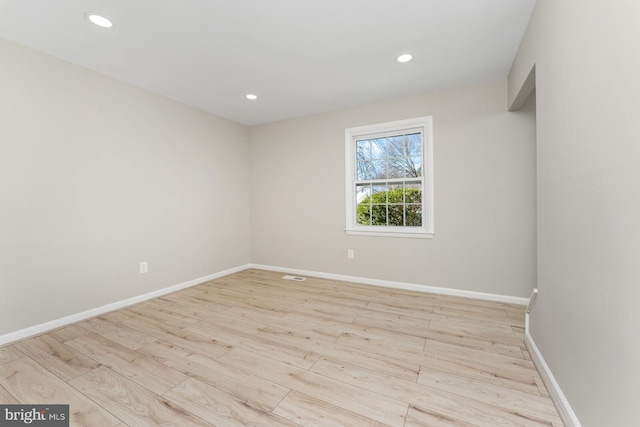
(282, 275), (306, 282)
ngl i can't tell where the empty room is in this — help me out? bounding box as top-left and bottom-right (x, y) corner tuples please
(0, 1), (637, 426)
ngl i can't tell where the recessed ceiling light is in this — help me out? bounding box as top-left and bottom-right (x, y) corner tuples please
(86, 13), (113, 28)
(397, 54), (413, 63)
(246, 94), (258, 100)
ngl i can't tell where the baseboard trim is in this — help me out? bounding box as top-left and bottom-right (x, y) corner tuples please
(249, 264), (529, 305)
(0, 263), (528, 347)
(525, 317), (582, 427)
(0, 264), (251, 347)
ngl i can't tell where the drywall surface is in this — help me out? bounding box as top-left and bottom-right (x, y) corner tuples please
(250, 80), (536, 297)
(0, 38), (250, 336)
(509, 0), (640, 425)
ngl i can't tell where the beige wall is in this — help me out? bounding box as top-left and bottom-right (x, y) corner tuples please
(509, 0), (640, 425)
(250, 80), (537, 297)
(0, 39), (251, 336)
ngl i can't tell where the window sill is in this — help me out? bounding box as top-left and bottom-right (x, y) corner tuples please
(345, 229), (434, 239)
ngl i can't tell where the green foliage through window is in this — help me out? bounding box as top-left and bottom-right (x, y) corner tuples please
(357, 187), (422, 227)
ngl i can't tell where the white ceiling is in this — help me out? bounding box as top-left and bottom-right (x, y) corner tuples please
(0, 0), (536, 125)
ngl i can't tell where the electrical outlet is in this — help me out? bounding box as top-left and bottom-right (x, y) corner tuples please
(139, 262), (148, 274)
(347, 249), (354, 259)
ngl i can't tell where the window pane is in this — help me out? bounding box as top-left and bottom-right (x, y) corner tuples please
(370, 160), (386, 179)
(407, 133), (421, 156)
(387, 157), (405, 179)
(388, 184), (403, 203)
(406, 204), (422, 226)
(357, 204), (371, 225)
(387, 135), (405, 158)
(356, 134), (422, 180)
(371, 204), (387, 225)
(371, 138), (386, 159)
(405, 156), (422, 178)
(388, 205), (403, 226)
(371, 184), (387, 203)
(356, 184), (371, 225)
(356, 183), (371, 203)
(355, 181), (423, 228)
(404, 182), (422, 204)
(356, 140), (371, 160)
(356, 161), (373, 180)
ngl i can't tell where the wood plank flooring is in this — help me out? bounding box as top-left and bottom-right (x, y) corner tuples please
(0, 269), (563, 426)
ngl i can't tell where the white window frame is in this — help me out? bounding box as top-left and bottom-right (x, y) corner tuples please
(345, 116), (434, 238)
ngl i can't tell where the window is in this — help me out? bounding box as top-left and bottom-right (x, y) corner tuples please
(345, 116), (434, 238)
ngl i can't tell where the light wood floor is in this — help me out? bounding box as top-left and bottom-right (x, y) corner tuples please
(0, 269), (563, 427)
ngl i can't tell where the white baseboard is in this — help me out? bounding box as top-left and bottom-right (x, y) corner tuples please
(525, 315), (582, 427)
(249, 264), (529, 305)
(0, 264), (251, 347)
